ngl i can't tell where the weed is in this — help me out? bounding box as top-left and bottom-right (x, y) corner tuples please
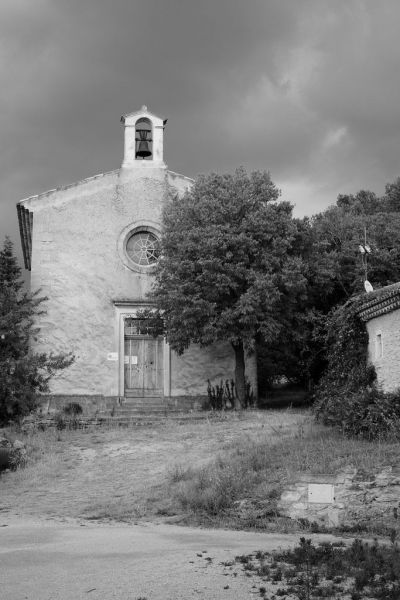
(168, 463), (194, 483)
(63, 402), (83, 416)
(237, 537), (400, 600)
(206, 378), (255, 410)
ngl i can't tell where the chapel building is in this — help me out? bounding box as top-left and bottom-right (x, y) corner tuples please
(17, 106), (254, 414)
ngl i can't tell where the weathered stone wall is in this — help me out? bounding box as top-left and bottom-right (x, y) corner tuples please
(39, 394), (118, 416)
(366, 310), (400, 392)
(171, 343), (235, 396)
(171, 344), (257, 398)
(278, 466), (400, 529)
(38, 394), (207, 415)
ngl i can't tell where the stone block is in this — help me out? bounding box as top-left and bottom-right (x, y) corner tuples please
(280, 489), (304, 504)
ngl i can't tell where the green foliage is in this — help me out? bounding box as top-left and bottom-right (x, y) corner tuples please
(260, 179), (400, 392)
(312, 188), (400, 300)
(313, 295), (400, 439)
(325, 387), (400, 441)
(148, 167), (306, 406)
(313, 296), (375, 425)
(239, 537), (400, 600)
(0, 237), (74, 424)
(63, 402), (83, 416)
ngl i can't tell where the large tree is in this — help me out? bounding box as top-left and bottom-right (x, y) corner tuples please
(257, 180), (400, 392)
(148, 168), (306, 407)
(0, 237), (73, 424)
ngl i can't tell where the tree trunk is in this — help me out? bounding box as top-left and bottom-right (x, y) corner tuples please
(232, 340), (245, 409)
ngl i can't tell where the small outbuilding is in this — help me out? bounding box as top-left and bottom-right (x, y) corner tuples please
(358, 282), (400, 392)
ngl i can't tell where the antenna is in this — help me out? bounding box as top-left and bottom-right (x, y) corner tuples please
(359, 226), (372, 283)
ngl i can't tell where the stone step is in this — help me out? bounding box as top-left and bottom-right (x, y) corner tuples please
(120, 400), (167, 406)
(96, 413), (207, 426)
(118, 407), (167, 412)
(124, 393), (164, 398)
(114, 407), (171, 415)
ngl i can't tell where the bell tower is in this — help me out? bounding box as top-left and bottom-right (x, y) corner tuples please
(120, 105), (167, 169)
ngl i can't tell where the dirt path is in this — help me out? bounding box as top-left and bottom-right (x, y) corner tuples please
(0, 411), (308, 523)
(0, 517), (339, 600)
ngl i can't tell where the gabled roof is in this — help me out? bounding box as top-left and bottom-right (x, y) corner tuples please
(357, 282), (400, 321)
(120, 105), (166, 124)
(16, 167), (192, 271)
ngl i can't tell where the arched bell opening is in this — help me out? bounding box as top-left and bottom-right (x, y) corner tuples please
(135, 117), (153, 160)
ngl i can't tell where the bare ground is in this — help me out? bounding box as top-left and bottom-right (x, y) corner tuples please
(0, 410), (308, 524)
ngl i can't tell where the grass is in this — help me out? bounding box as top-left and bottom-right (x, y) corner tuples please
(234, 536), (400, 599)
(2, 411), (400, 533)
(2, 427), (65, 484)
(166, 422), (400, 531)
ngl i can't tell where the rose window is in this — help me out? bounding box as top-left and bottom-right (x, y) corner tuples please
(126, 231), (159, 266)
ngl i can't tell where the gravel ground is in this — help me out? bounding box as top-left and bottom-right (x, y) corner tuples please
(0, 410), (308, 523)
(1, 516), (340, 600)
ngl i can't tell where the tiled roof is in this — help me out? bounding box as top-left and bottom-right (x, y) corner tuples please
(357, 282), (400, 321)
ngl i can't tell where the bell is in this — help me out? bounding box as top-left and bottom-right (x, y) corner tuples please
(136, 129), (152, 159)
(136, 140), (151, 158)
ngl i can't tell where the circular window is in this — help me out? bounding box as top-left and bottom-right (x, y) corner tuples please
(126, 231), (160, 267)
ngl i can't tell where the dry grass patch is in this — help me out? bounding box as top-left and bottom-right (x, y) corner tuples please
(6, 411), (396, 532)
(165, 422), (400, 530)
(0, 410), (308, 523)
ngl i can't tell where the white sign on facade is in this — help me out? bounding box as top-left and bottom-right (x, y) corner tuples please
(107, 352), (118, 361)
(124, 356), (130, 364)
(131, 355), (138, 364)
(308, 483), (335, 504)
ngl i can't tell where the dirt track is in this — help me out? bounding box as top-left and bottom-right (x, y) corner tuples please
(0, 411), (308, 523)
(1, 516), (340, 600)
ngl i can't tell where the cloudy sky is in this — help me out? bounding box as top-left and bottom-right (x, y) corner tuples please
(1, 0), (400, 267)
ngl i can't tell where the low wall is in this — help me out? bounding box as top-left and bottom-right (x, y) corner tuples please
(278, 465), (400, 529)
(37, 394), (208, 416)
(38, 395), (118, 416)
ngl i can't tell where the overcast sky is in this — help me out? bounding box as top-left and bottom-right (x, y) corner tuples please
(1, 0), (400, 268)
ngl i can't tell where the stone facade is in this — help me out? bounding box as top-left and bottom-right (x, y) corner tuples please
(17, 106), (256, 408)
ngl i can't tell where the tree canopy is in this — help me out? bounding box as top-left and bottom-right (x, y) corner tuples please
(255, 178), (400, 392)
(149, 167), (306, 406)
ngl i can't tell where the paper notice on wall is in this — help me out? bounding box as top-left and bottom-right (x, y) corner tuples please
(107, 352), (118, 361)
(131, 356), (138, 365)
(124, 356), (130, 364)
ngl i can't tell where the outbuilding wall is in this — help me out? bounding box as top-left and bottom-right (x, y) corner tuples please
(366, 310), (400, 392)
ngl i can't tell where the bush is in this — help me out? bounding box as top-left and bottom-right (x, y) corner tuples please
(63, 402), (83, 416)
(337, 388), (400, 440)
(313, 292), (400, 439)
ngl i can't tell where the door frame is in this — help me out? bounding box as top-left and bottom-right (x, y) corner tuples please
(124, 335), (164, 396)
(114, 301), (171, 398)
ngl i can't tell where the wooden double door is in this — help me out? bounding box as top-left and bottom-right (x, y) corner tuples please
(124, 336), (164, 396)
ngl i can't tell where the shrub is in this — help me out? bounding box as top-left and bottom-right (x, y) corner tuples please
(63, 402), (83, 416)
(312, 295), (400, 439)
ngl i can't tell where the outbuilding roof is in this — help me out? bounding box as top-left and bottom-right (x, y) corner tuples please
(357, 282), (400, 322)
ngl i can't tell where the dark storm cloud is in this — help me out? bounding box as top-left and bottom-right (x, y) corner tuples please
(2, 0), (400, 263)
